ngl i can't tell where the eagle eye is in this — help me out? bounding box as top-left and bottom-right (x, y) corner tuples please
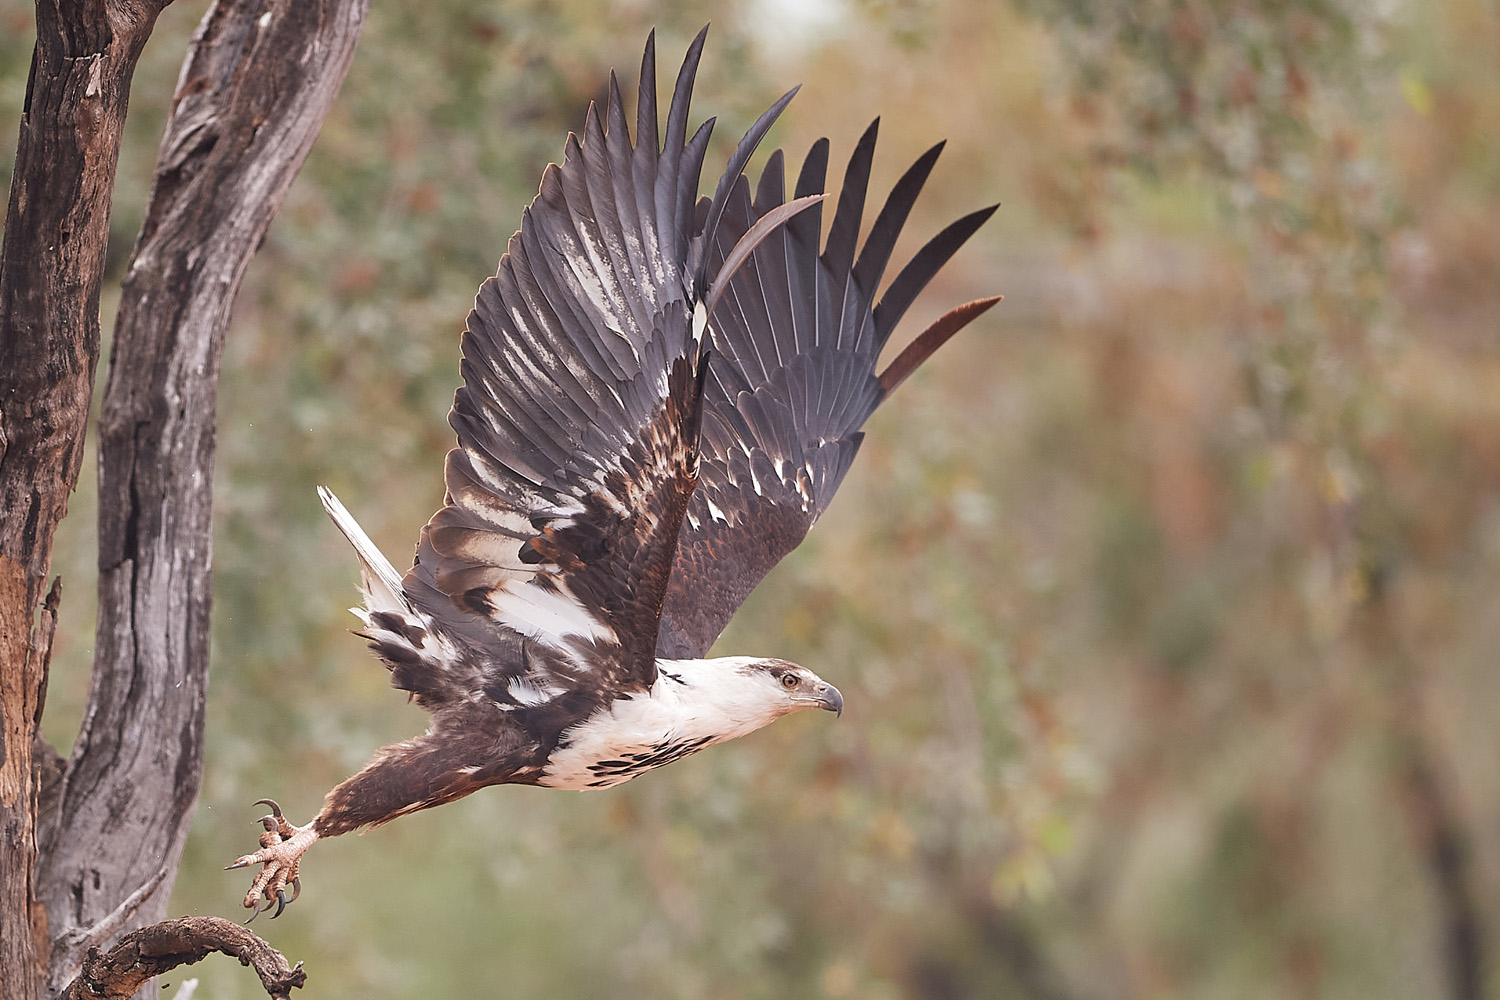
(780, 672), (799, 690)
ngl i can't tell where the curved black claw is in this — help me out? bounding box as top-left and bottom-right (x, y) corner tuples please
(244, 895), (276, 925)
(271, 877), (304, 918)
(252, 798), (296, 840)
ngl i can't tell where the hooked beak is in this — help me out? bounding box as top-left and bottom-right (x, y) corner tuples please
(816, 683), (843, 718)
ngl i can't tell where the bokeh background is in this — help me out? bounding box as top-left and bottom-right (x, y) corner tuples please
(4, 0), (1499, 997)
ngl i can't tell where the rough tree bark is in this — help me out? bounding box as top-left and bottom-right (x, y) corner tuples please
(0, 4), (172, 998)
(1, 0), (367, 998)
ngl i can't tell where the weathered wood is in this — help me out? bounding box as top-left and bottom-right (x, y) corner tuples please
(0, 3), (171, 997)
(35, 1), (368, 996)
(59, 916), (306, 1000)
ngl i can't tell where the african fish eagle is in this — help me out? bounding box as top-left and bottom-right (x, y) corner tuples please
(229, 26), (998, 919)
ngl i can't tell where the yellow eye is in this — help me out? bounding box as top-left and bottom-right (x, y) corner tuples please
(781, 673), (799, 690)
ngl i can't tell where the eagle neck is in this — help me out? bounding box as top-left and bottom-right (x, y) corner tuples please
(536, 656), (783, 790)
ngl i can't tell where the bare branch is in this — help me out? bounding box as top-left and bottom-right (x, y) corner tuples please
(60, 917), (306, 1000)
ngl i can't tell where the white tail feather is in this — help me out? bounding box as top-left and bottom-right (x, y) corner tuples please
(318, 486), (408, 615)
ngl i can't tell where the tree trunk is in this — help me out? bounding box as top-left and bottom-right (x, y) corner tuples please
(0, 4), (171, 998)
(34, 1), (368, 996)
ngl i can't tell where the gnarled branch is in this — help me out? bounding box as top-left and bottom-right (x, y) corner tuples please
(60, 916), (305, 1000)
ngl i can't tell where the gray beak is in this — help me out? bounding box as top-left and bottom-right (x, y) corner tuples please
(816, 683), (844, 717)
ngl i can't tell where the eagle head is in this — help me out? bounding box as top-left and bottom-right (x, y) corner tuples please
(739, 657), (844, 718)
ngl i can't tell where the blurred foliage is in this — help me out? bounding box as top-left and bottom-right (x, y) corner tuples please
(5, 0), (1500, 997)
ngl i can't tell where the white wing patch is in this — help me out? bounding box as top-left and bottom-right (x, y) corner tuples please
(506, 674), (568, 707)
(692, 300), (709, 345)
(704, 494), (729, 524)
(488, 578), (616, 648)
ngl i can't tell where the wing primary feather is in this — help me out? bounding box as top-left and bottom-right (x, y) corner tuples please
(735, 184), (783, 371)
(813, 255), (837, 349)
(720, 237), (772, 384)
(833, 269), (864, 352)
(877, 295), (1003, 395)
(518, 206), (631, 382)
(872, 203), (999, 352)
(822, 118), (880, 336)
(561, 117), (635, 348)
(792, 138), (829, 202)
(635, 31), (660, 162)
(577, 100), (641, 344)
(604, 71), (656, 332)
(656, 26), (710, 263)
(632, 37), (663, 282)
(754, 148), (786, 213)
(851, 140), (945, 314)
(664, 26), (708, 155)
(788, 139), (830, 354)
(676, 117), (717, 265)
(704, 193), (827, 321)
(692, 85), (800, 290)
(751, 154), (797, 370)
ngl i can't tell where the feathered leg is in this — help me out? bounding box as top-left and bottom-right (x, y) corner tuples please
(227, 725), (530, 914)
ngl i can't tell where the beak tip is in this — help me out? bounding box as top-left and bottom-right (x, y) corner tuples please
(820, 685), (844, 718)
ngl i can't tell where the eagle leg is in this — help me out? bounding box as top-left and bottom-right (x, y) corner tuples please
(227, 798), (319, 921)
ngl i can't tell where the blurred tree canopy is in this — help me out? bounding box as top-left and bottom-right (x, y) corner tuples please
(4, 0), (1497, 997)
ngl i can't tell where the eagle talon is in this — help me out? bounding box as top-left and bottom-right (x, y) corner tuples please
(229, 803), (320, 918)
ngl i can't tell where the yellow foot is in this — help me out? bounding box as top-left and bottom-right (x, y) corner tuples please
(226, 798), (319, 923)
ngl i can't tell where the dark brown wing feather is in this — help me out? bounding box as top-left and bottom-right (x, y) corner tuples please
(655, 125), (999, 659)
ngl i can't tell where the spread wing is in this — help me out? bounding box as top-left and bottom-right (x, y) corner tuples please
(655, 121), (1000, 659)
(376, 30), (803, 717)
